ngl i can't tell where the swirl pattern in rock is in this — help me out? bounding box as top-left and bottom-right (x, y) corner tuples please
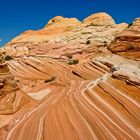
(0, 51), (34, 116)
(0, 54), (138, 140)
(0, 12), (140, 140)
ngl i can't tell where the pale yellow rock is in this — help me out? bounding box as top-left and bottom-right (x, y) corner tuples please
(83, 12), (116, 26)
(2, 12), (128, 57)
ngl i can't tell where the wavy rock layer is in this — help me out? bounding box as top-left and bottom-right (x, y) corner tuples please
(108, 18), (140, 60)
(0, 54), (138, 140)
(0, 12), (140, 140)
(0, 51), (33, 115)
(0, 51), (36, 140)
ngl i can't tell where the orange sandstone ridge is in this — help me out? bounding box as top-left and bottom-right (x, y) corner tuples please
(108, 17), (140, 60)
(2, 12), (128, 57)
(0, 12), (140, 140)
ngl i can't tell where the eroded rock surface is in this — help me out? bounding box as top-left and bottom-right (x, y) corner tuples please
(108, 17), (140, 60)
(0, 12), (140, 140)
(112, 64), (140, 86)
(0, 51), (32, 115)
(1, 54), (139, 140)
(2, 12), (128, 57)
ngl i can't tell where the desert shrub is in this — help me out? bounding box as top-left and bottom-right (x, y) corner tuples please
(44, 76), (56, 83)
(86, 40), (91, 45)
(103, 41), (108, 46)
(4, 55), (13, 61)
(128, 44), (133, 50)
(110, 66), (118, 73)
(16, 80), (20, 83)
(68, 59), (79, 65)
(128, 23), (133, 27)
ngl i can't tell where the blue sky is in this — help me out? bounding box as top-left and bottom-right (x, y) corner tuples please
(0, 0), (140, 47)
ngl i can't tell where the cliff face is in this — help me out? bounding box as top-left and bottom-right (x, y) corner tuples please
(108, 17), (140, 60)
(0, 13), (140, 140)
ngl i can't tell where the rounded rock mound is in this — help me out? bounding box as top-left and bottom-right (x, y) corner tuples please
(46, 16), (81, 27)
(83, 12), (116, 26)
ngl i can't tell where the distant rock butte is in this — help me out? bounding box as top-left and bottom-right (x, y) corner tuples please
(0, 12), (140, 140)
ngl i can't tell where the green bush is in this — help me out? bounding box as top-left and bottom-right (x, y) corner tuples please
(4, 55), (13, 61)
(110, 66), (119, 73)
(68, 59), (79, 65)
(86, 40), (91, 45)
(16, 80), (20, 83)
(128, 23), (133, 27)
(44, 76), (56, 83)
(128, 45), (133, 50)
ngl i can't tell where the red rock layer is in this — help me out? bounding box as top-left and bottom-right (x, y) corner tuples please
(0, 52), (34, 115)
(108, 18), (140, 60)
(0, 12), (140, 140)
(0, 55), (138, 140)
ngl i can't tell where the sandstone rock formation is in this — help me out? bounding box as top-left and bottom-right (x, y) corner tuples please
(2, 12), (128, 57)
(108, 17), (140, 60)
(111, 64), (140, 86)
(0, 12), (140, 140)
(83, 12), (116, 26)
(0, 51), (32, 115)
(1, 54), (139, 140)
